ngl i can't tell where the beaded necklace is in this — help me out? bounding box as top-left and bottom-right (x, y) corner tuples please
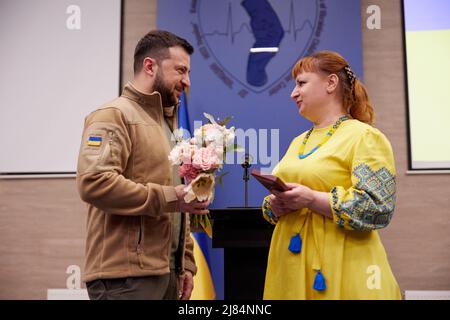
(298, 115), (350, 159)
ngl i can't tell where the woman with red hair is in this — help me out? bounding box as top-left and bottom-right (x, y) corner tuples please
(262, 51), (401, 299)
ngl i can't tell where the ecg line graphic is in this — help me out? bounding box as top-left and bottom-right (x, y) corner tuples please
(285, 0), (314, 41)
(202, 0), (315, 43)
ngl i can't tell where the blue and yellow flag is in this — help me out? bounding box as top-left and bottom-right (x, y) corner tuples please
(191, 234), (215, 300)
(87, 135), (102, 147)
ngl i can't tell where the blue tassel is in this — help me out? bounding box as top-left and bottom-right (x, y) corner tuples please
(313, 271), (326, 291)
(288, 233), (302, 253)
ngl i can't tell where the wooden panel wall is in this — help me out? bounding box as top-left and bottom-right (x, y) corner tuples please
(0, 0), (448, 299)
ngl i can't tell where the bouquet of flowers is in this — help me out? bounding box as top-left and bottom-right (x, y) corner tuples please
(168, 113), (237, 237)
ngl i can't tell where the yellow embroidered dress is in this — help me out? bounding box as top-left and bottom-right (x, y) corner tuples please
(262, 119), (401, 300)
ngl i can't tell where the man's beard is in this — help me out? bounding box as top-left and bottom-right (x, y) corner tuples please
(153, 72), (178, 107)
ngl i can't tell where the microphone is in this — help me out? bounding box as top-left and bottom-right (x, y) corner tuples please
(241, 153), (251, 207)
(242, 153), (250, 169)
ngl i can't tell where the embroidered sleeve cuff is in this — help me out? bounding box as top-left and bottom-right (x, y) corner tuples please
(330, 187), (355, 231)
(262, 196), (278, 225)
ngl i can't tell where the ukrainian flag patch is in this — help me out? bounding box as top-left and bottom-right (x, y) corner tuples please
(87, 135), (102, 147)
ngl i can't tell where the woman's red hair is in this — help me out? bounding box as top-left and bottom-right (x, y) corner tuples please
(292, 50), (375, 125)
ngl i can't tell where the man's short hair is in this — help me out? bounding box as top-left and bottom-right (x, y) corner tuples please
(133, 30), (194, 74)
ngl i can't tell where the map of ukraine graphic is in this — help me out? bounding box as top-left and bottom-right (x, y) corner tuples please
(241, 0), (284, 87)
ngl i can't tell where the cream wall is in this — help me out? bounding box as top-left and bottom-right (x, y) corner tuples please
(0, 0), (448, 299)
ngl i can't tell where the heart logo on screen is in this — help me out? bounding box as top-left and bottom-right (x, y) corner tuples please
(195, 0), (321, 94)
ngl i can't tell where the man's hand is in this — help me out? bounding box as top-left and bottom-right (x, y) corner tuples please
(175, 185), (210, 215)
(178, 271), (194, 300)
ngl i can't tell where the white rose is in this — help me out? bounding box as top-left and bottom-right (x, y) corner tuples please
(168, 145), (182, 165)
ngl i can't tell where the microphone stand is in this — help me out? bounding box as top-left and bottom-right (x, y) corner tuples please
(241, 153), (251, 208)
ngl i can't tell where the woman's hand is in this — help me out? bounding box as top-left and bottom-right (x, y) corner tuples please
(269, 183), (333, 219)
(269, 183), (314, 218)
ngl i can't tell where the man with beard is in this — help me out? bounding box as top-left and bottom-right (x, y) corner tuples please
(76, 30), (209, 300)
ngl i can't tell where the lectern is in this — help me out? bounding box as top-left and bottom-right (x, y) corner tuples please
(210, 207), (274, 300)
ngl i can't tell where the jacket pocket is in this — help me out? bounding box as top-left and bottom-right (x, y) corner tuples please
(97, 130), (120, 167)
(137, 215), (171, 270)
(136, 216), (145, 269)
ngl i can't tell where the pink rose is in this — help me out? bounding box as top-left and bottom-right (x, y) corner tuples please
(178, 163), (201, 181)
(192, 146), (221, 171)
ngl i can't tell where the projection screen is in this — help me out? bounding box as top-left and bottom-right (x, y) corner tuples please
(0, 0), (122, 176)
(403, 0), (450, 171)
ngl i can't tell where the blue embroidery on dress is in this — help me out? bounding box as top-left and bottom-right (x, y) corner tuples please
(332, 164), (396, 231)
(262, 197), (278, 225)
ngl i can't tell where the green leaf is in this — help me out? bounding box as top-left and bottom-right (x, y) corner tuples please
(205, 215), (211, 227)
(193, 214), (198, 226)
(217, 116), (233, 126)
